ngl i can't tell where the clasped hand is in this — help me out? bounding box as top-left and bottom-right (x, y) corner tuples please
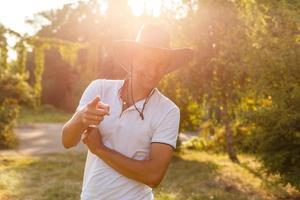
(76, 95), (110, 154)
(82, 127), (105, 154)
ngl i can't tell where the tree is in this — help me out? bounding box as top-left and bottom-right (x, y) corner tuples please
(0, 25), (34, 148)
(244, 0), (300, 190)
(26, 0), (138, 110)
(0, 24), (85, 148)
(162, 0), (268, 163)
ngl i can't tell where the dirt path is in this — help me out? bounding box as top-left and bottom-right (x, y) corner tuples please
(1, 123), (87, 155)
(0, 123), (197, 155)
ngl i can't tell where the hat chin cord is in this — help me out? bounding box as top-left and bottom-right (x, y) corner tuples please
(129, 63), (145, 120)
(113, 46), (155, 120)
(128, 60), (156, 120)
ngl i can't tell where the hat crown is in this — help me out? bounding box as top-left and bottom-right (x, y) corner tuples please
(135, 24), (170, 49)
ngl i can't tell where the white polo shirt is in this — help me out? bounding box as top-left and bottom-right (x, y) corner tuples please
(76, 79), (180, 200)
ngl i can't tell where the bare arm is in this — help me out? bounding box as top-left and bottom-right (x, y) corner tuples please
(61, 96), (109, 149)
(96, 143), (174, 188)
(61, 112), (87, 148)
(82, 128), (174, 188)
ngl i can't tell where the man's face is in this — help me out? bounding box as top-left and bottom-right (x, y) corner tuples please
(132, 48), (170, 90)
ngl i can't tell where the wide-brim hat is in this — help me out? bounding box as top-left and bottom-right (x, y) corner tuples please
(112, 23), (194, 74)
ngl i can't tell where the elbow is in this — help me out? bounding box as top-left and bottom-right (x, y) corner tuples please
(62, 141), (74, 149)
(146, 174), (163, 188)
(62, 138), (75, 149)
(61, 126), (74, 149)
(61, 136), (72, 149)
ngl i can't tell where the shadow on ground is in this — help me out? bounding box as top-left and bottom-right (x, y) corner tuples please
(0, 150), (299, 200)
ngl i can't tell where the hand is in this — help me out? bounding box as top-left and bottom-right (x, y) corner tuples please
(76, 96), (110, 128)
(82, 127), (106, 154)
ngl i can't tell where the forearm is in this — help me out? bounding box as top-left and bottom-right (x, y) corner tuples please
(95, 147), (160, 188)
(61, 112), (86, 148)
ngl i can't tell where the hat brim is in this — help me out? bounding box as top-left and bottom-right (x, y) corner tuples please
(112, 40), (194, 74)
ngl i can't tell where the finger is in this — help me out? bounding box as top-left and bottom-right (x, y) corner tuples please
(82, 135), (87, 144)
(83, 130), (88, 136)
(85, 116), (104, 125)
(84, 128), (93, 135)
(85, 114), (102, 121)
(84, 112), (104, 120)
(87, 126), (97, 132)
(87, 109), (108, 116)
(82, 127), (94, 142)
(97, 102), (110, 115)
(82, 118), (100, 127)
(87, 124), (98, 129)
(86, 120), (101, 126)
(82, 129), (89, 137)
(87, 96), (100, 108)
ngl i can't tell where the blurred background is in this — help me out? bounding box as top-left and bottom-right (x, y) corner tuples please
(0, 0), (299, 199)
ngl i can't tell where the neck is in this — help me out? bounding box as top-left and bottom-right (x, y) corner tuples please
(123, 78), (153, 103)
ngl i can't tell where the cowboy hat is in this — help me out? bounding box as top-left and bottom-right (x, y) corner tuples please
(112, 23), (194, 74)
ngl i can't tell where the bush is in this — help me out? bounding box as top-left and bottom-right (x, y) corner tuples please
(247, 98), (300, 191)
(0, 99), (20, 148)
(181, 136), (207, 151)
(0, 70), (34, 149)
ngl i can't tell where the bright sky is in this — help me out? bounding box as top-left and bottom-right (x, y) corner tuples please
(0, 0), (79, 35)
(0, 0), (165, 35)
(0, 0), (188, 35)
(0, 0), (189, 60)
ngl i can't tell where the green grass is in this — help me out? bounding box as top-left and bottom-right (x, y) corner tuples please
(0, 150), (299, 200)
(17, 105), (73, 124)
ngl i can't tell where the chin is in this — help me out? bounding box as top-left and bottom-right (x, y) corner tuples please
(142, 81), (157, 90)
(137, 74), (159, 90)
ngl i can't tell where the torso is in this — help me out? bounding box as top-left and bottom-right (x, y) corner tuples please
(78, 79), (179, 200)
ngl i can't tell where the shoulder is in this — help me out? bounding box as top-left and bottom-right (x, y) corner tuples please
(149, 89), (180, 133)
(152, 88), (180, 115)
(89, 78), (121, 85)
(88, 78), (122, 89)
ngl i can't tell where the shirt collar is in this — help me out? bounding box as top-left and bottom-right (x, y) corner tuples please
(117, 79), (157, 109)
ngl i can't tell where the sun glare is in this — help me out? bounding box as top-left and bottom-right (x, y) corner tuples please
(129, 0), (162, 17)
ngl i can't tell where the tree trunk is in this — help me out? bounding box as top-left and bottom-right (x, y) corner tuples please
(224, 118), (240, 163)
(223, 102), (240, 163)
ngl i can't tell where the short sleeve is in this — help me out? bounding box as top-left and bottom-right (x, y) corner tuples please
(75, 79), (104, 112)
(151, 106), (180, 150)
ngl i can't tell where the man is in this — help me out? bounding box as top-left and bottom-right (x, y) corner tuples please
(61, 23), (194, 200)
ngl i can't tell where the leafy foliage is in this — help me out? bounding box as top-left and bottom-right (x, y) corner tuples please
(0, 24), (84, 148)
(161, 0), (300, 189)
(0, 0), (299, 191)
(0, 69), (34, 149)
(242, 0), (300, 190)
